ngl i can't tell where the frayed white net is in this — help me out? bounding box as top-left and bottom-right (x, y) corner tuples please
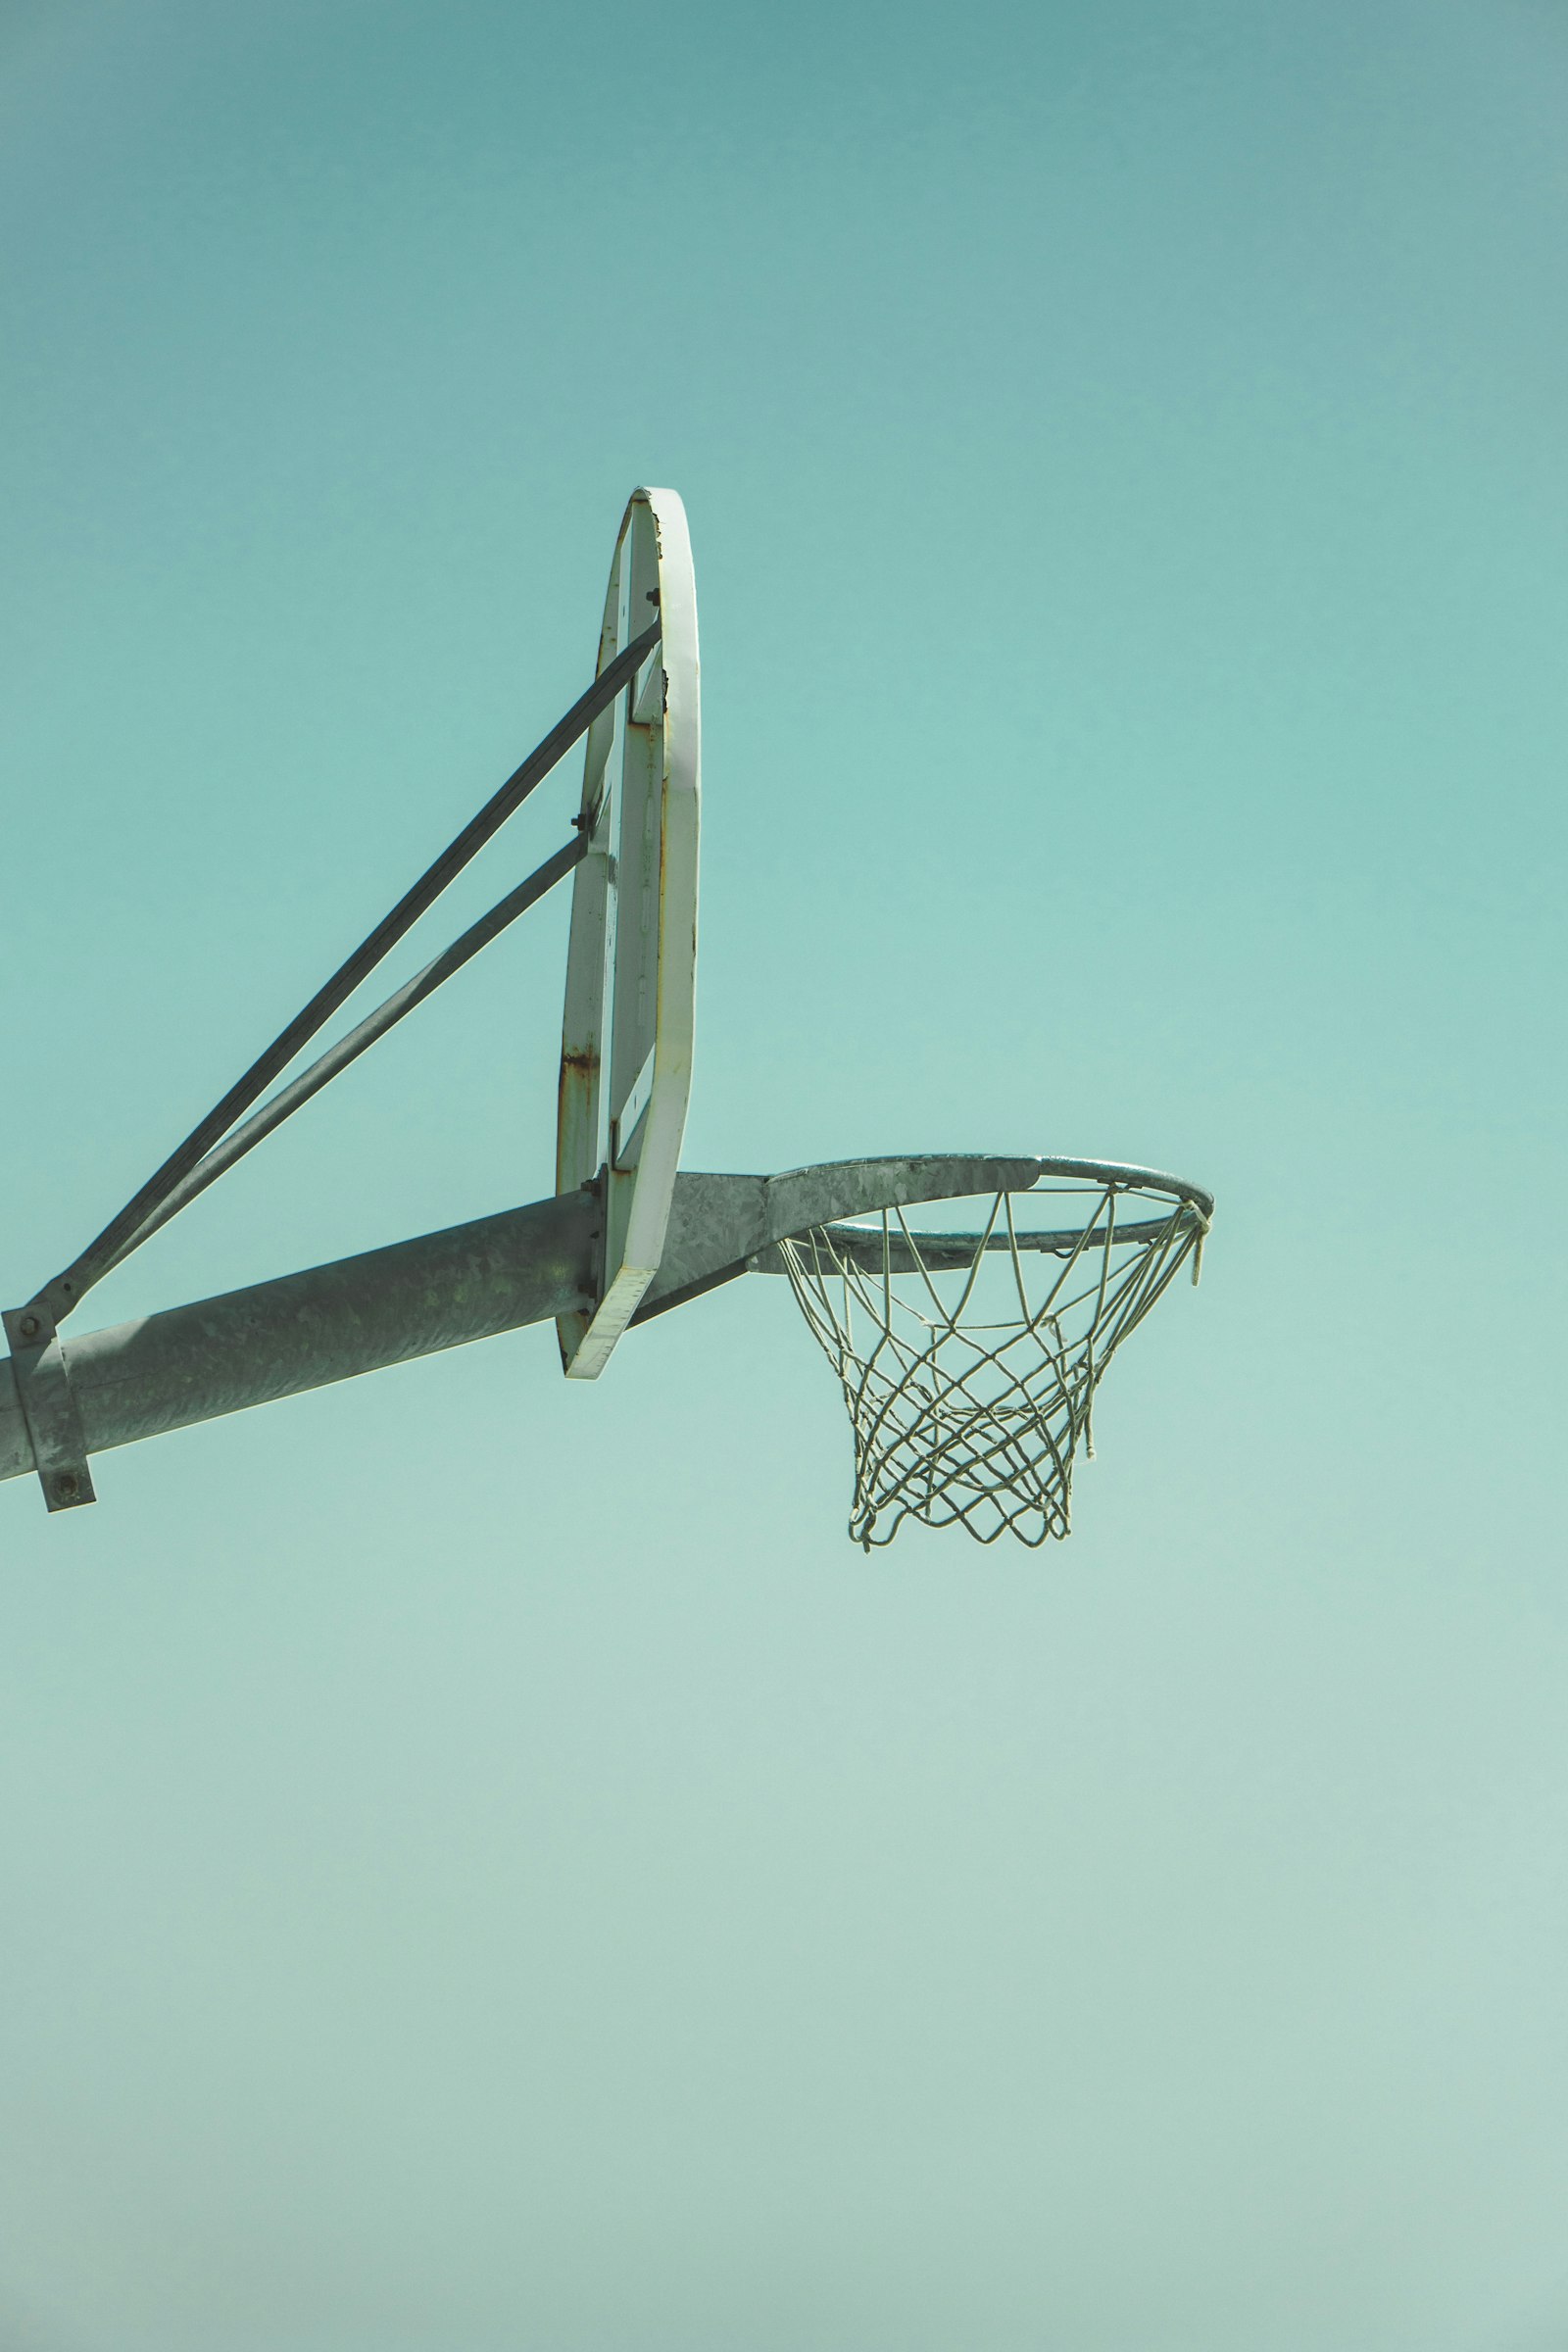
(781, 1181), (1208, 1548)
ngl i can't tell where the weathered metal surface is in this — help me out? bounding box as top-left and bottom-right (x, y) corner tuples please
(2, 1307), (95, 1509)
(633, 1155), (1209, 1317)
(557, 488), (700, 1379)
(0, 1190), (598, 1495)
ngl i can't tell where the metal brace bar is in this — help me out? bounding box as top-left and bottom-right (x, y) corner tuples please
(3, 1306), (95, 1511)
(26, 618), (661, 1333)
(100, 833), (589, 1279)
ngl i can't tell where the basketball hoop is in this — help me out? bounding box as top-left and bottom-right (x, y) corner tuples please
(2, 472), (1218, 1536)
(777, 1167), (1210, 1548)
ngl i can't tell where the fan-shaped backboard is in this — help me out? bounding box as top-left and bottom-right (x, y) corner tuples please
(555, 488), (700, 1377)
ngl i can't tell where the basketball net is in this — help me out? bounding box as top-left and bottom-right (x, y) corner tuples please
(781, 1182), (1208, 1547)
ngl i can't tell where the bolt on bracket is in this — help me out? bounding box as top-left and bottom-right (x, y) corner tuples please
(3, 1306), (95, 1511)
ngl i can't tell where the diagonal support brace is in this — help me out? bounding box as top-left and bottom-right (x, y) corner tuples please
(3, 1305), (95, 1511)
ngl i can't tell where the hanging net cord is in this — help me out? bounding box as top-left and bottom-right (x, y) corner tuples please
(780, 1183), (1209, 1549)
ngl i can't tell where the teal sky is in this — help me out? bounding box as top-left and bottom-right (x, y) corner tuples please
(4, 2), (1567, 2345)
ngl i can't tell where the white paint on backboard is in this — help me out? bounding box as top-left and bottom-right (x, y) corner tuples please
(556, 489), (700, 1377)
(612, 1042), (657, 1171)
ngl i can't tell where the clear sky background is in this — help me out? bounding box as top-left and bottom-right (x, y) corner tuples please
(3, 1), (1566, 2346)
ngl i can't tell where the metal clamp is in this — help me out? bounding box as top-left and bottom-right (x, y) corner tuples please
(3, 1305), (95, 1511)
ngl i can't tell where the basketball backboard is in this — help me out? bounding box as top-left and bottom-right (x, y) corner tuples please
(555, 487), (701, 1377)
(4, 480), (1212, 1538)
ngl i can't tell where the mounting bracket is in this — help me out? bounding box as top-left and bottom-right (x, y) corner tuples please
(3, 1305), (95, 1511)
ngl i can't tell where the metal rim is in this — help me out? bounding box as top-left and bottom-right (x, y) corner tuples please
(777, 1155), (1212, 1258)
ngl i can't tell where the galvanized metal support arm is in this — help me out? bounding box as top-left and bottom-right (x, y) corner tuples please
(635, 1156), (1058, 1319)
(0, 1190), (598, 1494)
(0, 1155), (1214, 1509)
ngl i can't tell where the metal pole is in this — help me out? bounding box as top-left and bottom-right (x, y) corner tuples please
(0, 1189), (597, 1492)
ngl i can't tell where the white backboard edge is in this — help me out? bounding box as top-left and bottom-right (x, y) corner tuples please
(555, 488), (700, 1377)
